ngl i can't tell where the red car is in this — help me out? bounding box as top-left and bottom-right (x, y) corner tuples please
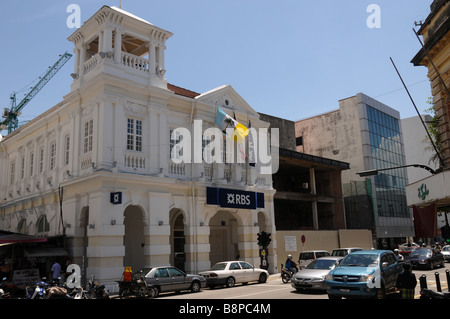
(397, 243), (419, 257)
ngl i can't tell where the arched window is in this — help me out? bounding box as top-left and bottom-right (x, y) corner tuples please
(17, 218), (28, 234)
(37, 215), (50, 233)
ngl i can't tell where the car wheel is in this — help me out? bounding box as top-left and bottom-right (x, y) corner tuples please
(375, 285), (386, 299)
(190, 281), (201, 293)
(148, 287), (158, 299)
(226, 277), (235, 288)
(258, 273), (267, 283)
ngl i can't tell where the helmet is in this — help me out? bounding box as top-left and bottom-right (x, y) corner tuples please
(287, 254), (292, 259)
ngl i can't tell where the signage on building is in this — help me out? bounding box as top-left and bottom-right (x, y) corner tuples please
(110, 192), (122, 205)
(417, 183), (429, 200)
(206, 187), (264, 210)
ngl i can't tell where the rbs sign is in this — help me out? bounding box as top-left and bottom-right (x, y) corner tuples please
(207, 187), (264, 210)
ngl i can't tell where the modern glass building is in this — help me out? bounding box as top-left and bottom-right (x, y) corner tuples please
(367, 105), (409, 219)
(295, 93), (414, 249)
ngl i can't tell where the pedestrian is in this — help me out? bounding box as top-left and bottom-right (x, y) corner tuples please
(51, 259), (62, 284)
(396, 263), (417, 299)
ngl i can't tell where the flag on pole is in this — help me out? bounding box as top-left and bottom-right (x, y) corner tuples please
(215, 106), (249, 143)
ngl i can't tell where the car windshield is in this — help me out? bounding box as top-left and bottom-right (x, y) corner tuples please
(306, 259), (338, 270)
(340, 254), (378, 267)
(442, 246), (450, 252)
(331, 250), (347, 256)
(134, 268), (152, 277)
(211, 263), (227, 271)
(411, 249), (431, 257)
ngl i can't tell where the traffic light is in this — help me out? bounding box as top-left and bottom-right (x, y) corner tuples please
(441, 225), (450, 244)
(257, 232), (262, 246)
(264, 232), (271, 247)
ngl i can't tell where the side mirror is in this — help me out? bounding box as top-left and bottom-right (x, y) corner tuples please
(382, 262), (389, 268)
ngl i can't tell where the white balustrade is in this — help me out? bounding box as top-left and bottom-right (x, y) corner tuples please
(121, 52), (150, 73)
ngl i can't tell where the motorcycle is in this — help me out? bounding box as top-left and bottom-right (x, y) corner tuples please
(118, 275), (157, 299)
(0, 277), (10, 299)
(420, 289), (450, 299)
(26, 280), (50, 299)
(281, 265), (298, 284)
(87, 276), (110, 299)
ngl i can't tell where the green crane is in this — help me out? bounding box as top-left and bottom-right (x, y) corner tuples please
(1, 51), (72, 134)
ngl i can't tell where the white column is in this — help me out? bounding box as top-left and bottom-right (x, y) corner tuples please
(158, 44), (166, 73)
(103, 27), (113, 53)
(78, 44), (86, 79)
(114, 29), (122, 64)
(149, 42), (156, 75)
(159, 111), (168, 174)
(149, 108), (159, 174)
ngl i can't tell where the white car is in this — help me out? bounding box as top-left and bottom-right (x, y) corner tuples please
(441, 245), (450, 262)
(331, 247), (363, 257)
(199, 261), (269, 288)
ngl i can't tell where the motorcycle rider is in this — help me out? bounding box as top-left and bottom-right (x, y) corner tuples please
(285, 255), (297, 274)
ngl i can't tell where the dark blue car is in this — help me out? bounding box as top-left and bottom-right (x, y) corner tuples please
(325, 250), (402, 299)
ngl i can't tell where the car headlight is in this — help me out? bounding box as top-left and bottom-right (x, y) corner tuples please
(325, 273), (333, 281)
(359, 274), (374, 282)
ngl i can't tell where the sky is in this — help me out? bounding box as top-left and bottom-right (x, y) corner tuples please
(0, 0), (436, 135)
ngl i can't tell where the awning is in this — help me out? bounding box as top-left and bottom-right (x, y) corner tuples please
(24, 247), (68, 257)
(0, 233), (48, 245)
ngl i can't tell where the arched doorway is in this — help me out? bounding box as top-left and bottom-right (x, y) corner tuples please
(124, 205), (145, 271)
(170, 209), (186, 271)
(209, 210), (239, 266)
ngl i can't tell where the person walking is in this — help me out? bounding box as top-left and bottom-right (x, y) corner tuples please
(51, 259), (62, 284)
(396, 263), (417, 299)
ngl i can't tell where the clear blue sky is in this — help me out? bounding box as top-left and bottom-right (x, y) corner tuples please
(0, 0), (435, 134)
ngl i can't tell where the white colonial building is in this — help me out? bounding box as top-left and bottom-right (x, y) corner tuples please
(0, 6), (276, 289)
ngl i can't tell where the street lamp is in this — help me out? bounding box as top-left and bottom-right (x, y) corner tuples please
(356, 164), (436, 177)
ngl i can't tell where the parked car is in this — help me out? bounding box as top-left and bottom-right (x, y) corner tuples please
(199, 261), (268, 288)
(134, 266), (206, 297)
(298, 250), (331, 269)
(441, 245), (450, 262)
(291, 256), (344, 291)
(326, 250), (402, 299)
(331, 248), (363, 257)
(406, 248), (445, 270)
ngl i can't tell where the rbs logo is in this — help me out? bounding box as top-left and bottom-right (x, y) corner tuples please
(227, 193), (251, 205)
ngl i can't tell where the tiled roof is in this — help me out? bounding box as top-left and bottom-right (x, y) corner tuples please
(167, 83), (201, 99)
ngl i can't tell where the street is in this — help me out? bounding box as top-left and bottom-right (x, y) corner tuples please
(157, 263), (450, 300)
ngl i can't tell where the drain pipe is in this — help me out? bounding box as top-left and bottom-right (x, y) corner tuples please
(189, 98), (198, 273)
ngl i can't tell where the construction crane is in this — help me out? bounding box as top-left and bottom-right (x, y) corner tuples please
(1, 51), (72, 134)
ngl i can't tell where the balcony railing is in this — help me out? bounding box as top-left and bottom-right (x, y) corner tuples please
(121, 52), (150, 73)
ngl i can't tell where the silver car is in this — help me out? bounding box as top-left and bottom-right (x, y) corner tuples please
(135, 266), (206, 297)
(199, 261), (269, 288)
(291, 256), (344, 291)
(440, 245), (450, 262)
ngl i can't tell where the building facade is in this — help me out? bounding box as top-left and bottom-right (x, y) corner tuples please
(258, 113), (349, 232)
(295, 93), (414, 248)
(407, 0), (450, 242)
(0, 6), (277, 289)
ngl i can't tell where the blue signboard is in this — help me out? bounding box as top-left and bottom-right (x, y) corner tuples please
(206, 187), (264, 209)
(110, 192), (122, 205)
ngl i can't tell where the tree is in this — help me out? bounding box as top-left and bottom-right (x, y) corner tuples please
(423, 97), (443, 169)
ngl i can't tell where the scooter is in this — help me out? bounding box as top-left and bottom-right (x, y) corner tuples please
(281, 264), (298, 284)
(87, 276), (110, 299)
(0, 277), (10, 299)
